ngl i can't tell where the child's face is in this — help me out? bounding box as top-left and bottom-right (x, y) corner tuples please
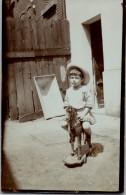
(69, 74), (82, 87)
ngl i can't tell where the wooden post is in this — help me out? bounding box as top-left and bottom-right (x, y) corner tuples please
(22, 60), (34, 114)
(29, 60), (42, 113)
(7, 62), (18, 120)
(14, 61), (26, 118)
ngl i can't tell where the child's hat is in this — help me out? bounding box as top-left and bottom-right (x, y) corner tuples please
(66, 63), (90, 85)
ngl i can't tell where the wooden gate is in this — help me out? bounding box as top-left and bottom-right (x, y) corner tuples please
(4, 17), (71, 122)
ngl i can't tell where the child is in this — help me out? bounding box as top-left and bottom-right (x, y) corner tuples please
(61, 63), (96, 155)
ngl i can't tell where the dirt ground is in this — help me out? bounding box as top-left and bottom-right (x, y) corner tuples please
(1, 114), (121, 193)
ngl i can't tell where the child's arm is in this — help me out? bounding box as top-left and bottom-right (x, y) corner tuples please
(78, 88), (92, 120)
(78, 107), (91, 120)
(63, 91), (70, 109)
(63, 92), (71, 120)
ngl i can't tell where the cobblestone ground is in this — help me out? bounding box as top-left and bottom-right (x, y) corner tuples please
(2, 114), (121, 192)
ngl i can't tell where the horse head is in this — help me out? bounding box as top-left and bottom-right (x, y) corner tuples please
(66, 106), (83, 136)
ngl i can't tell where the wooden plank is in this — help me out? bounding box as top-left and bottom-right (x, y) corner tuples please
(48, 57), (54, 74)
(5, 18), (13, 52)
(36, 58), (43, 76)
(65, 20), (70, 48)
(53, 57), (62, 89)
(40, 59), (45, 75)
(39, 58), (44, 75)
(5, 18), (70, 52)
(29, 18), (35, 50)
(41, 21), (46, 49)
(45, 60), (49, 75)
(29, 60), (42, 112)
(31, 19), (39, 50)
(47, 20), (54, 48)
(28, 19), (34, 50)
(19, 110), (43, 123)
(22, 60), (34, 114)
(34, 75), (65, 119)
(9, 18), (16, 51)
(43, 20), (48, 48)
(22, 20), (27, 50)
(12, 19), (17, 51)
(15, 19), (24, 51)
(61, 20), (66, 48)
(59, 57), (68, 91)
(61, 20), (70, 48)
(49, 21), (54, 48)
(62, 0), (66, 19)
(47, 20), (53, 48)
(42, 59), (49, 75)
(14, 60), (26, 118)
(53, 20), (60, 48)
(51, 20), (62, 48)
(36, 19), (45, 49)
(24, 19), (32, 50)
(51, 20), (57, 48)
(57, 20), (62, 48)
(45, 20), (50, 48)
(35, 19), (40, 49)
(7, 62), (18, 120)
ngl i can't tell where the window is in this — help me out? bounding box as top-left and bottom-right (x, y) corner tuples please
(41, 0), (57, 20)
(20, 12), (25, 20)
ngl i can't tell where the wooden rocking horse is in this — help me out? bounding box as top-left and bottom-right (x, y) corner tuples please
(63, 106), (95, 166)
(65, 106), (85, 160)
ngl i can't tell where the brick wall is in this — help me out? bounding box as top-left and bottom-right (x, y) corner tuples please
(11, 0), (65, 20)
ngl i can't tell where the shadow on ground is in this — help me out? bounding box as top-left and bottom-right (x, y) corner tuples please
(90, 143), (104, 157)
(77, 142), (104, 157)
(1, 151), (18, 193)
(64, 143), (104, 168)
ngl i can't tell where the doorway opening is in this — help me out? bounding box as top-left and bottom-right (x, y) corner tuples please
(90, 20), (104, 108)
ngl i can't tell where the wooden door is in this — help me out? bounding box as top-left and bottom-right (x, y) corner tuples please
(90, 20), (104, 108)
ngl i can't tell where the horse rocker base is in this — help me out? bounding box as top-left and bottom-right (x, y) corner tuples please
(63, 146), (93, 167)
(63, 153), (87, 167)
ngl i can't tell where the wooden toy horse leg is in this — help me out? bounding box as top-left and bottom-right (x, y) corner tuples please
(77, 134), (82, 160)
(71, 142), (75, 155)
(68, 124), (75, 155)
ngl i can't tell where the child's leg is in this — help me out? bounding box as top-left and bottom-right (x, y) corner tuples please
(77, 134), (82, 160)
(82, 122), (92, 148)
(61, 120), (75, 156)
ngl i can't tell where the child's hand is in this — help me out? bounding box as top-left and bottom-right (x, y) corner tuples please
(78, 108), (90, 120)
(66, 106), (72, 113)
(78, 113), (86, 120)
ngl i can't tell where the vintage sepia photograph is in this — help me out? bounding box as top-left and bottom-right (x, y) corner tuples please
(1, 0), (125, 193)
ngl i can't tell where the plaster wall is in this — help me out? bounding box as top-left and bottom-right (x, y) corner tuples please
(65, 0), (123, 116)
(103, 69), (121, 117)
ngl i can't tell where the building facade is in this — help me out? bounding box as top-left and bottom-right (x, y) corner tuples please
(6, 0), (66, 20)
(65, 0), (123, 117)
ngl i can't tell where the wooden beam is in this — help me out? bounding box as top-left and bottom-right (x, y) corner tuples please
(35, 48), (71, 57)
(5, 48), (71, 58)
(6, 51), (35, 58)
